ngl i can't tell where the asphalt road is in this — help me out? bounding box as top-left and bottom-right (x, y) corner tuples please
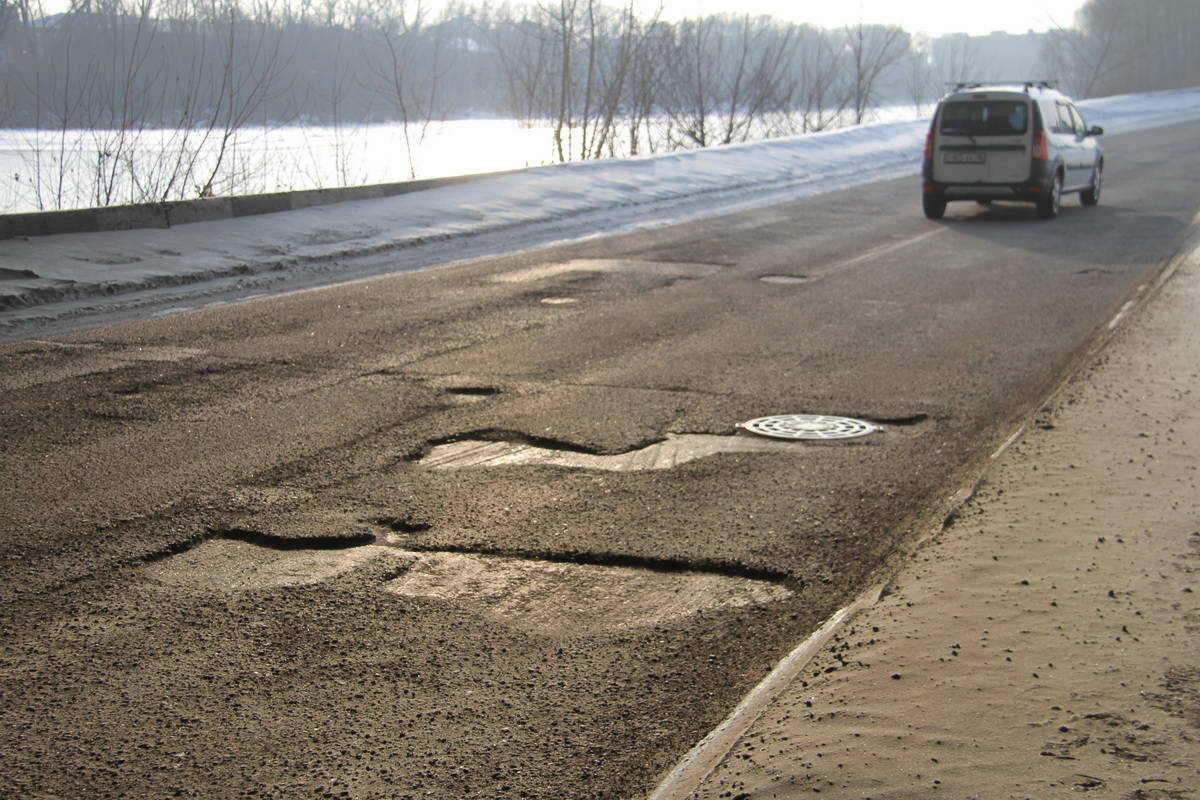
(2, 121), (1198, 800)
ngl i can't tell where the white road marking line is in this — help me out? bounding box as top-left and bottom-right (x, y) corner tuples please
(823, 227), (947, 275)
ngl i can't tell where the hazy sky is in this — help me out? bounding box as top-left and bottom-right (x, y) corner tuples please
(35, 0), (1089, 37)
(640, 0), (1088, 37)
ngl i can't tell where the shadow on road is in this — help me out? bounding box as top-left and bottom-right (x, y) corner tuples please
(927, 201), (1190, 268)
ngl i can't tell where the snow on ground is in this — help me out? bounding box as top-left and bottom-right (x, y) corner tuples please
(2, 88), (1199, 341)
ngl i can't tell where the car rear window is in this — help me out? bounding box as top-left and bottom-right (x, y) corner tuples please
(939, 100), (1029, 136)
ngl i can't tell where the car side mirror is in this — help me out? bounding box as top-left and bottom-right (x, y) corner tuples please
(1087, 126), (1104, 136)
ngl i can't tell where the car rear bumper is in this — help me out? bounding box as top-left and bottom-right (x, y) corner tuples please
(922, 159), (1058, 203)
(929, 184), (1044, 201)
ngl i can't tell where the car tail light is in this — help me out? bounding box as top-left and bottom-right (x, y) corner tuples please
(1033, 130), (1049, 160)
(924, 131), (934, 161)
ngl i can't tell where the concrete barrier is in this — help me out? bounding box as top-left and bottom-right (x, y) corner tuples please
(0, 169), (523, 241)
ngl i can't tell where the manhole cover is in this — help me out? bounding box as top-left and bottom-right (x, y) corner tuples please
(738, 414), (881, 440)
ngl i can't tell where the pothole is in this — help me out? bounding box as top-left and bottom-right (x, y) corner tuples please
(384, 551), (792, 635)
(441, 386), (503, 405)
(141, 525), (793, 634)
(445, 386), (501, 397)
(419, 433), (805, 472)
(759, 274), (809, 284)
(493, 259), (723, 284)
(143, 532), (386, 591)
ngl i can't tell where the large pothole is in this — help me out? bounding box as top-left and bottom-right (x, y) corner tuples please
(384, 551), (792, 635)
(143, 532), (387, 591)
(420, 433), (803, 472)
(140, 524), (793, 635)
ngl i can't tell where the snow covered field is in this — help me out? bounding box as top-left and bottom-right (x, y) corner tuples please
(2, 88), (1199, 341)
(0, 106), (929, 215)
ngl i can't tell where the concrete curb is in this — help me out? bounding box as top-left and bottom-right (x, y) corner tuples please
(647, 581), (888, 800)
(0, 169), (523, 241)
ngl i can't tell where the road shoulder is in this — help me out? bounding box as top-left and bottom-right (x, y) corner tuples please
(686, 250), (1200, 798)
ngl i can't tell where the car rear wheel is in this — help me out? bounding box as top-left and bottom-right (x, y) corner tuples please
(923, 194), (947, 220)
(1081, 165), (1102, 206)
(1037, 173), (1062, 219)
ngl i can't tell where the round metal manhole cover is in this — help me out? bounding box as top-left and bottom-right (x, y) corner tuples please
(738, 414), (881, 441)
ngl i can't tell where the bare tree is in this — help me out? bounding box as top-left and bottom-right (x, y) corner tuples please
(187, 0), (291, 197)
(843, 21), (909, 124)
(318, 30), (367, 186)
(902, 33), (936, 114)
(492, 0), (653, 162)
(794, 24), (847, 133)
(84, 0), (164, 206)
(1042, 0), (1200, 98)
(23, 9), (99, 209)
(490, 4), (555, 126)
(575, 0), (616, 157)
(577, 1), (655, 159)
(361, 0), (438, 178)
(660, 15), (717, 148)
(541, 0), (577, 161)
(622, 13), (667, 155)
(713, 15), (795, 145)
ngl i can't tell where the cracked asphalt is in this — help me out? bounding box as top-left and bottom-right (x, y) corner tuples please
(2, 121), (1199, 799)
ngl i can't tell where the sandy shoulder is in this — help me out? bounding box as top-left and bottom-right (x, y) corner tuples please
(689, 251), (1200, 799)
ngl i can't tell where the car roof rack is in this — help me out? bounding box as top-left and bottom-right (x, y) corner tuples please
(947, 80), (1059, 93)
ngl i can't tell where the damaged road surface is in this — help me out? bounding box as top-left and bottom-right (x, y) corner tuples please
(2, 122), (1200, 800)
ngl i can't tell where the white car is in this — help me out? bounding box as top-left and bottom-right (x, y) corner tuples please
(922, 82), (1104, 219)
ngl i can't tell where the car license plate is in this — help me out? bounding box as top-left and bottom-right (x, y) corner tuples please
(945, 151), (987, 164)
